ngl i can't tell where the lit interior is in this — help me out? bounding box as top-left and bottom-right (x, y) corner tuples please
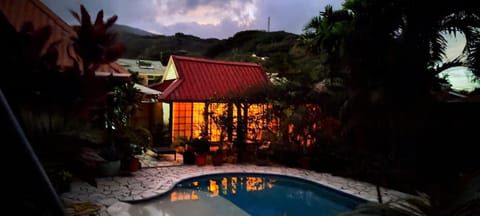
(172, 102), (276, 143)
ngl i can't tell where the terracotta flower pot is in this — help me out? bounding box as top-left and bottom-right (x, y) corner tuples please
(196, 154), (207, 166)
(129, 157), (140, 172)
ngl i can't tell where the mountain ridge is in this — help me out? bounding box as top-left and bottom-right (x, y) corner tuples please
(111, 24), (325, 83)
(113, 24), (302, 63)
(111, 24), (157, 37)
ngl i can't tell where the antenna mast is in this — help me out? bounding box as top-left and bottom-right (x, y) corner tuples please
(267, 16), (270, 32)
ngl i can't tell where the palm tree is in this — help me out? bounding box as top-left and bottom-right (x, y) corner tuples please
(301, 5), (352, 80)
(340, 0), (480, 95)
(303, 0), (480, 205)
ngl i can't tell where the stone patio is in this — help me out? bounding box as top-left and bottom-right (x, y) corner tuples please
(61, 159), (410, 215)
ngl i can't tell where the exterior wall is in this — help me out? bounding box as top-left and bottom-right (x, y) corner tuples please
(0, 0), (77, 67)
(134, 102), (163, 128)
(133, 102), (164, 145)
(164, 62), (178, 80)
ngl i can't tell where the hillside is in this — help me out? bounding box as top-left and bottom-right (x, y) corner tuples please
(118, 31), (220, 64)
(110, 24), (156, 37)
(114, 25), (324, 82)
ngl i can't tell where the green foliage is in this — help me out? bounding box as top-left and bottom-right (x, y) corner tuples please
(341, 194), (432, 216)
(108, 80), (142, 128)
(341, 173), (480, 216)
(118, 32), (219, 64)
(295, 0), (480, 198)
(172, 136), (195, 150)
(46, 167), (73, 194)
(172, 136), (209, 154)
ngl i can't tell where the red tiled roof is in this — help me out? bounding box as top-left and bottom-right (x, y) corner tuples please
(149, 79), (175, 92)
(158, 56), (270, 101)
(0, 0), (77, 67)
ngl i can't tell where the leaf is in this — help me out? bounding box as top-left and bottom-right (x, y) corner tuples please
(79, 5), (92, 30)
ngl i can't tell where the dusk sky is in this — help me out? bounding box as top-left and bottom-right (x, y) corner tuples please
(41, 0), (343, 39)
(40, 0), (477, 91)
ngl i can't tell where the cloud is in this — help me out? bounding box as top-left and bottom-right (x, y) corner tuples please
(152, 0), (257, 27)
(148, 19), (250, 39)
(40, 0), (345, 39)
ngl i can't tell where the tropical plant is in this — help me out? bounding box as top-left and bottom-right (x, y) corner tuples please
(341, 173), (480, 216)
(301, 0), (480, 198)
(107, 80), (142, 129)
(70, 5), (125, 77)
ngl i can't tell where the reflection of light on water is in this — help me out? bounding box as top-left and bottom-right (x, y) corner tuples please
(171, 176), (277, 201)
(170, 191), (199, 202)
(231, 177), (237, 194)
(246, 177), (264, 191)
(208, 180), (219, 197)
(222, 177), (228, 195)
(192, 191), (199, 200)
(267, 179), (276, 189)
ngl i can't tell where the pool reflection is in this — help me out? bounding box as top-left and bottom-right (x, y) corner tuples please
(170, 176), (278, 202)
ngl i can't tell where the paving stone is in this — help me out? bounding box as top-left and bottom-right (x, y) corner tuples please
(64, 163), (411, 214)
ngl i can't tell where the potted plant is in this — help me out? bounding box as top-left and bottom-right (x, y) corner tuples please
(46, 167), (73, 194)
(191, 136), (210, 166)
(120, 127), (152, 172)
(97, 144), (122, 177)
(95, 133), (127, 177)
(172, 136), (196, 165)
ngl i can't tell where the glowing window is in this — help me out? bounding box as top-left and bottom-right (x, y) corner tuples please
(172, 102), (206, 142)
(208, 103), (229, 142)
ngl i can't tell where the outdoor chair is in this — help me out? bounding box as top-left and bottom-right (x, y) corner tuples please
(150, 146), (177, 161)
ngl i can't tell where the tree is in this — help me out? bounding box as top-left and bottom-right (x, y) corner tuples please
(301, 0), (480, 203)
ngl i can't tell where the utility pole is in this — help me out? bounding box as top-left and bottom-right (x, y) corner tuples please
(267, 16), (270, 32)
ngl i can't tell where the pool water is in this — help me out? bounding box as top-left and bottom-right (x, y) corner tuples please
(111, 173), (366, 216)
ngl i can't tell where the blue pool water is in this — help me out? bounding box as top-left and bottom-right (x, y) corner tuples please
(125, 173), (366, 216)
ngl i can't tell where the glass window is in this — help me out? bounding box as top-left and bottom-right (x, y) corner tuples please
(172, 102), (206, 142)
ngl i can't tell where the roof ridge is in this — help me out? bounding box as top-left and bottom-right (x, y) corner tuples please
(30, 0), (76, 35)
(172, 55), (261, 67)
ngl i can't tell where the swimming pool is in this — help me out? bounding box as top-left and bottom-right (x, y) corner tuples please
(118, 173), (366, 216)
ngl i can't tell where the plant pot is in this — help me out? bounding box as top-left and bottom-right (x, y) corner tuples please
(196, 154), (207, 166)
(97, 160), (121, 177)
(183, 151), (196, 164)
(129, 157), (140, 172)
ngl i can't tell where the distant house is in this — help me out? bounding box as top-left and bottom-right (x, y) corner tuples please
(117, 58), (165, 85)
(151, 55), (271, 143)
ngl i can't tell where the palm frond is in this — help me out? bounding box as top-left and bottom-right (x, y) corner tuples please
(69, 10), (81, 23)
(441, 9), (480, 76)
(94, 10), (104, 27)
(429, 57), (464, 76)
(340, 195), (430, 216)
(104, 15), (118, 29)
(79, 5), (91, 30)
(430, 32), (448, 63)
(465, 28), (480, 76)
